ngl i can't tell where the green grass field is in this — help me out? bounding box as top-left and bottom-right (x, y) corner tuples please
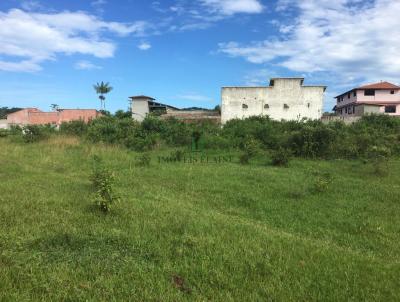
(1, 136), (399, 301)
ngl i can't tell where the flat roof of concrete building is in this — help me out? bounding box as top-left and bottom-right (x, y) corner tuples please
(129, 95), (156, 100)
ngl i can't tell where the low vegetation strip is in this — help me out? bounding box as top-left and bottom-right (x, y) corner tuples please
(3, 113), (400, 161)
(0, 136), (399, 301)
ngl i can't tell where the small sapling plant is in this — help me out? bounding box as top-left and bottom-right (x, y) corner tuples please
(90, 155), (120, 213)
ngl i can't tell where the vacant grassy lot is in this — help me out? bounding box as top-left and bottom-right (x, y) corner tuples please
(0, 137), (399, 301)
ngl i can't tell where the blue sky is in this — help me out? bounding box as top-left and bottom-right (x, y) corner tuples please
(0, 0), (399, 112)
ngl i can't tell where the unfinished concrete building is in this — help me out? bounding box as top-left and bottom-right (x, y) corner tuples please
(130, 96), (179, 122)
(130, 95), (220, 123)
(221, 78), (326, 123)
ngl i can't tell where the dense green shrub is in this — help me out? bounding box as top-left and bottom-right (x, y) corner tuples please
(22, 125), (54, 143)
(114, 110), (132, 119)
(366, 145), (391, 176)
(60, 120), (88, 136)
(86, 116), (120, 144)
(162, 118), (192, 147)
(287, 123), (338, 158)
(0, 129), (9, 138)
(358, 114), (400, 131)
(271, 147), (291, 167)
(90, 155), (120, 213)
(222, 116), (280, 149)
(37, 113), (400, 161)
(202, 134), (232, 150)
(126, 133), (159, 152)
(239, 138), (260, 165)
(141, 115), (166, 133)
(9, 125), (22, 135)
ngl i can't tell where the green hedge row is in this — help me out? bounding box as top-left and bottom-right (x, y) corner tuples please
(4, 113), (400, 159)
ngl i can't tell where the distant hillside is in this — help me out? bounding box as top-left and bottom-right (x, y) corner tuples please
(0, 107), (22, 119)
(180, 105), (220, 112)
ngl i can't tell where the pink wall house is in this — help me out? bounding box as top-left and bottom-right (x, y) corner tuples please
(7, 108), (101, 126)
(334, 82), (400, 116)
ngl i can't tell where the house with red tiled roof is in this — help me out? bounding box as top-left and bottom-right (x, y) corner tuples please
(334, 81), (400, 116)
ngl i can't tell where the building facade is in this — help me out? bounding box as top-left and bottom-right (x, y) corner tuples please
(334, 82), (400, 117)
(6, 108), (101, 127)
(130, 95), (179, 122)
(221, 78), (325, 123)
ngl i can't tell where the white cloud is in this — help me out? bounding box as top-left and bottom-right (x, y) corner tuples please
(0, 59), (42, 72)
(219, 0), (400, 83)
(20, 1), (42, 11)
(91, 0), (107, 15)
(165, 0), (264, 32)
(0, 9), (151, 72)
(138, 42), (152, 50)
(200, 0), (264, 15)
(74, 60), (102, 70)
(91, 0), (107, 6)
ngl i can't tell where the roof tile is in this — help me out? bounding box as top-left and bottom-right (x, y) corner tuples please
(357, 81), (400, 90)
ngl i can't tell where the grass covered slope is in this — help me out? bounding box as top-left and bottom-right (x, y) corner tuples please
(0, 137), (399, 301)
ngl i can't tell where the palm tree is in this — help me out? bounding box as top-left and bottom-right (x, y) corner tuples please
(50, 104), (59, 111)
(93, 81), (113, 110)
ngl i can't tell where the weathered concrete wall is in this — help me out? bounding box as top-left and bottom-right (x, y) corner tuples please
(379, 104), (400, 116)
(321, 115), (361, 124)
(131, 100), (150, 122)
(161, 110), (221, 123)
(0, 120), (8, 129)
(354, 104), (381, 116)
(221, 87), (267, 123)
(221, 78), (324, 123)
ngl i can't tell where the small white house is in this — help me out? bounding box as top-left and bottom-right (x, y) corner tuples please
(221, 78), (326, 123)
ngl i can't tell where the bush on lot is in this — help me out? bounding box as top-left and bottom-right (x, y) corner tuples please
(239, 138), (260, 165)
(366, 145), (391, 176)
(60, 120), (88, 136)
(0, 129), (9, 137)
(39, 113), (400, 161)
(90, 155), (120, 213)
(22, 125), (54, 143)
(202, 134), (232, 150)
(286, 123), (338, 158)
(271, 147), (291, 167)
(86, 116), (121, 144)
